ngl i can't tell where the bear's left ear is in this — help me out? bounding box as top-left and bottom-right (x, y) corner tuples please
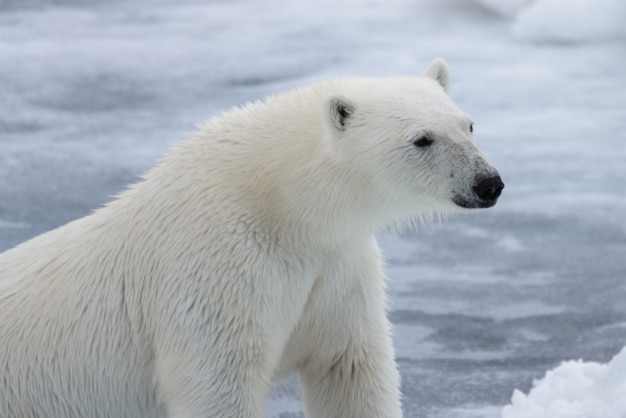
(424, 58), (450, 94)
(326, 95), (355, 131)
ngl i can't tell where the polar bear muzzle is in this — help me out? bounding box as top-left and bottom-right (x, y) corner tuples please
(472, 174), (504, 207)
(453, 174), (504, 209)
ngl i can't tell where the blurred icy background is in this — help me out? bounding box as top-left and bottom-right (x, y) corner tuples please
(1, 0), (625, 416)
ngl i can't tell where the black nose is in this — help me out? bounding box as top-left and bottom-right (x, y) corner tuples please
(473, 175), (504, 202)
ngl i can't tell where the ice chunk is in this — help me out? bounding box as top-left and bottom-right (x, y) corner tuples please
(502, 347), (626, 418)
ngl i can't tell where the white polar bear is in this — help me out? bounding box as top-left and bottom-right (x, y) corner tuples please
(0, 59), (503, 418)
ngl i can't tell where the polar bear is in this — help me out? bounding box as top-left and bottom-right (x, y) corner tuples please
(0, 59), (503, 418)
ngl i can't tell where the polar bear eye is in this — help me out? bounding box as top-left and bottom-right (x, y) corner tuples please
(470, 123), (474, 133)
(413, 135), (434, 148)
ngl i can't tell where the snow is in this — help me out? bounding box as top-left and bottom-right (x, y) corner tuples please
(0, 0), (625, 417)
(502, 347), (626, 418)
(474, 0), (626, 42)
(514, 0), (626, 43)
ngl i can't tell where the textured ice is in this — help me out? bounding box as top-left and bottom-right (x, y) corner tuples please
(0, 0), (625, 417)
(471, 0), (536, 17)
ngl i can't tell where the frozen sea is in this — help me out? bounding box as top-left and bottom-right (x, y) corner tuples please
(1, 0), (625, 416)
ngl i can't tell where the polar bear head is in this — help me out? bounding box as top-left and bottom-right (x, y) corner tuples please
(323, 58), (504, 223)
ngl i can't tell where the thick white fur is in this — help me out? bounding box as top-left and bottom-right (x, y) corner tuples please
(0, 59), (499, 417)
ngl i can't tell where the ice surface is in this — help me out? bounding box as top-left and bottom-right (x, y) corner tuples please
(0, 0), (625, 417)
(470, 0), (536, 18)
(502, 347), (626, 418)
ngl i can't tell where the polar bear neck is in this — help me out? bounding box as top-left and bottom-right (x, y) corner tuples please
(133, 83), (395, 246)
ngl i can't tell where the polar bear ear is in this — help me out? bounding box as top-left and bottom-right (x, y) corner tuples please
(326, 95), (355, 131)
(424, 58), (450, 94)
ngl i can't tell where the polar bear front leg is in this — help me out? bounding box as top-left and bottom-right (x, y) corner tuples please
(299, 309), (402, 418)
(152, 294), (273, 418)
(156, 342), (269, 418)
(297, 253), (403, 418)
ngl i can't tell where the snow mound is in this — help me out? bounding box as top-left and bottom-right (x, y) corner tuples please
(502, 347), (626, 418)
(513, 0), (626, 43)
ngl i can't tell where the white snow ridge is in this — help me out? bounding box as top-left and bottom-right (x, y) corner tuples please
(502, 347), (626, 418)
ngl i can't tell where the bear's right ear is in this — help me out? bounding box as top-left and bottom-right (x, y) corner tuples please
(326, 95), (355, 131)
